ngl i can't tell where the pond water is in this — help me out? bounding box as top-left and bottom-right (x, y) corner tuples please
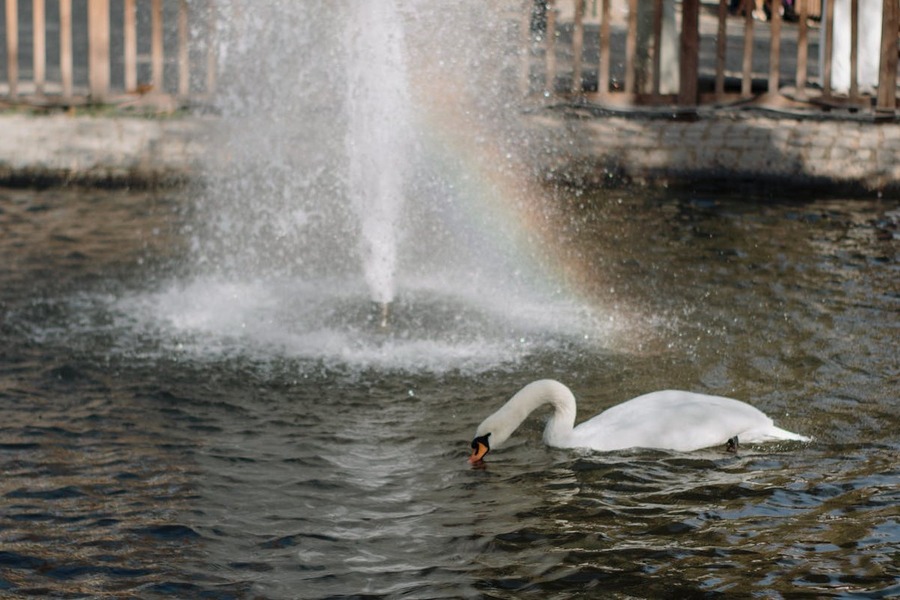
(0, 185), (897, 598)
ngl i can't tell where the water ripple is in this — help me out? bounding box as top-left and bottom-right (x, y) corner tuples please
(1, 188), (897, 598)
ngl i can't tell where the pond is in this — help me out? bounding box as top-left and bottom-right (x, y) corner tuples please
(0, 185), (897, 598)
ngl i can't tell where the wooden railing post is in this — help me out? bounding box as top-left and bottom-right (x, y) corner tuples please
(5, 0), (18, 99)
(544, 0), (557, 94)
(520, 0), (533, 96)
(625, 0), (638, 94)
(60, 0), (73, 99)
(34, 0), (46, 96)
(876, 0), (898, 113)
(571, 0), (584, 94)
(179, 0), (190, 98)
(124, 0), (137, 92)
(768, 0), (782, 95)
(152, 0), (165, 93)
(822, 0), (835, 99)
(598, 0), (611, 95)
(741, 0), (755, 97)
(651, 0), (663, 96)
(849, 0), (859, 102)
(796, 0), (810, 98)
(678, 0), (700, 105)
(88, 0), (110, 101)
(715, 0), (727, 100)
(206, 0), (217, 97)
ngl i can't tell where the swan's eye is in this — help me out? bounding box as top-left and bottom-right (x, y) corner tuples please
(470, 433), (490, 449)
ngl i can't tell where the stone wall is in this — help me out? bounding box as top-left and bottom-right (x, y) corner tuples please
(0, 114), (213, 187)
(527, 108), (900, 193)
(1, 111), (899, 193)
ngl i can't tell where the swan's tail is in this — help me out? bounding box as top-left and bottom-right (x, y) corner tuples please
(764, 426), (812, 443)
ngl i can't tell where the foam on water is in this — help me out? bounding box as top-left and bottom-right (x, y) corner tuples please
(115, 273), (621, 373)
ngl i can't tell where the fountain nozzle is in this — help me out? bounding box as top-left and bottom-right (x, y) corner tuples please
(375, 301), (392, 330)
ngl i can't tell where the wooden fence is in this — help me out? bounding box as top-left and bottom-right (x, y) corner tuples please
(1, 0), (215, 107)
(530, 0), (899, 113)
(2, 0), (899, 114)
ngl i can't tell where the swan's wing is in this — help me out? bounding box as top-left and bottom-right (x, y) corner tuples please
(571, 391), (775, 452)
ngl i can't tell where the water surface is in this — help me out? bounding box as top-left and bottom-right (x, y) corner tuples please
(0, 186), (897, 598)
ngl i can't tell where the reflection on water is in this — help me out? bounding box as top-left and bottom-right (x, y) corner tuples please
(0, 186), (897, 598)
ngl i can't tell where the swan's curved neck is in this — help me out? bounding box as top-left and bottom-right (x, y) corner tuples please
(475, 379), (577, 448)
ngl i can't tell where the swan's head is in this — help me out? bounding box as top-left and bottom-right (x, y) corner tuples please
(468, 380), (573, 464)
(468, 433), (491, 464)
(467, 408), (518, 464)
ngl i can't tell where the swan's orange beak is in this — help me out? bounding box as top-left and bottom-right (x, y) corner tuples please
(468, 433), (491, 464)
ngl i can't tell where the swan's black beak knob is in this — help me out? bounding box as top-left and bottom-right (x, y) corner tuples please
(468, 433), (491, 464)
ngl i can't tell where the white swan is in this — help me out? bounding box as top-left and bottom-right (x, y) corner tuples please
(468, 379), (810, 463)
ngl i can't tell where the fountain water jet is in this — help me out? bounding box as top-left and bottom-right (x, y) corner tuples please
(345, 1), (412, 307)
(123, 1), (621, 372)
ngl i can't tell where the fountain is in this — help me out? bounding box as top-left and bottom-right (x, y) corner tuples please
(345, 1), (411, 313)
(122, 1), (615, 371)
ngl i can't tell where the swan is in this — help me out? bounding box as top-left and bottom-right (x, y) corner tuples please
(468, 379), (810, 463)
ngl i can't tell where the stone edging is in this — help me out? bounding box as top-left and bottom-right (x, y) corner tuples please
(527, 108), (900, 194)
(0, 114), (213, 187)
(2, 111), (899, 193)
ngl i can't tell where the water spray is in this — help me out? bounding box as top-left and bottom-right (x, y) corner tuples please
(346, 1), (410, 309)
